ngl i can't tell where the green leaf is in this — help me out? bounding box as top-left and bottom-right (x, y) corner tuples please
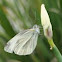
(0, 5), (16, 38)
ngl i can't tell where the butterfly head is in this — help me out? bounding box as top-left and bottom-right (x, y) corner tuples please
(32, 25), (40, 34)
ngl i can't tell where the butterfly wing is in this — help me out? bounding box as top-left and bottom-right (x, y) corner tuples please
(14, 32), (38, 55)
(4, 29), (34, 53)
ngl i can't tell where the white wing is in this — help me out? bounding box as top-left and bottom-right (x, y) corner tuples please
(14, 32), (38, 55)
(4, 29), (34, 53)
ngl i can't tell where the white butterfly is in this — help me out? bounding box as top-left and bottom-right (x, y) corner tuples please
(4, 25), (40, 55)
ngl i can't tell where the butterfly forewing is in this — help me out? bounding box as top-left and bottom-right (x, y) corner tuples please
(14, 32), (38, 55)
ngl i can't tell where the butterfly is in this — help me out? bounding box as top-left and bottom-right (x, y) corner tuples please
(4, 25), (40, 55)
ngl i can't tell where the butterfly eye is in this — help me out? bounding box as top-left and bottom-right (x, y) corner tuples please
(33, 25), (39, 29)
(33, 25), (37, 28)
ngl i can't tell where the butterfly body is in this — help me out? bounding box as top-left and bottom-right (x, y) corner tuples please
(4, 25), (40, 55)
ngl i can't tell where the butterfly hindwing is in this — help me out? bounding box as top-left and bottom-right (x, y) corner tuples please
(4, 29), (34, 53)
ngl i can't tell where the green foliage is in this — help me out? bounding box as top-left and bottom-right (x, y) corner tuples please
(0, 0), (62, 62)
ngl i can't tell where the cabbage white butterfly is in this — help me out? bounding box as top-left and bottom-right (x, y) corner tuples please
(4, 25), (40, 55)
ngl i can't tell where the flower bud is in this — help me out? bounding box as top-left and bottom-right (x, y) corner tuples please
(41, 4), (53, 39)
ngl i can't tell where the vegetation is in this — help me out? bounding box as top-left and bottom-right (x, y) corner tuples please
(0, 0), (62, 62)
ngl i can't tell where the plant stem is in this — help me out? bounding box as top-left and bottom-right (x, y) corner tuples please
(30, 54), (40, 62)
(48, 39), (62, 62)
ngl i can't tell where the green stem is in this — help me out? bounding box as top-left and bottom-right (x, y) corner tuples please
(48, 39), (62, 62)
(53, 45), (62, 62)
(30, 54), (40, 62)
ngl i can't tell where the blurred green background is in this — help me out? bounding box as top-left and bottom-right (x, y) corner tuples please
(0, 0), (62, 62)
